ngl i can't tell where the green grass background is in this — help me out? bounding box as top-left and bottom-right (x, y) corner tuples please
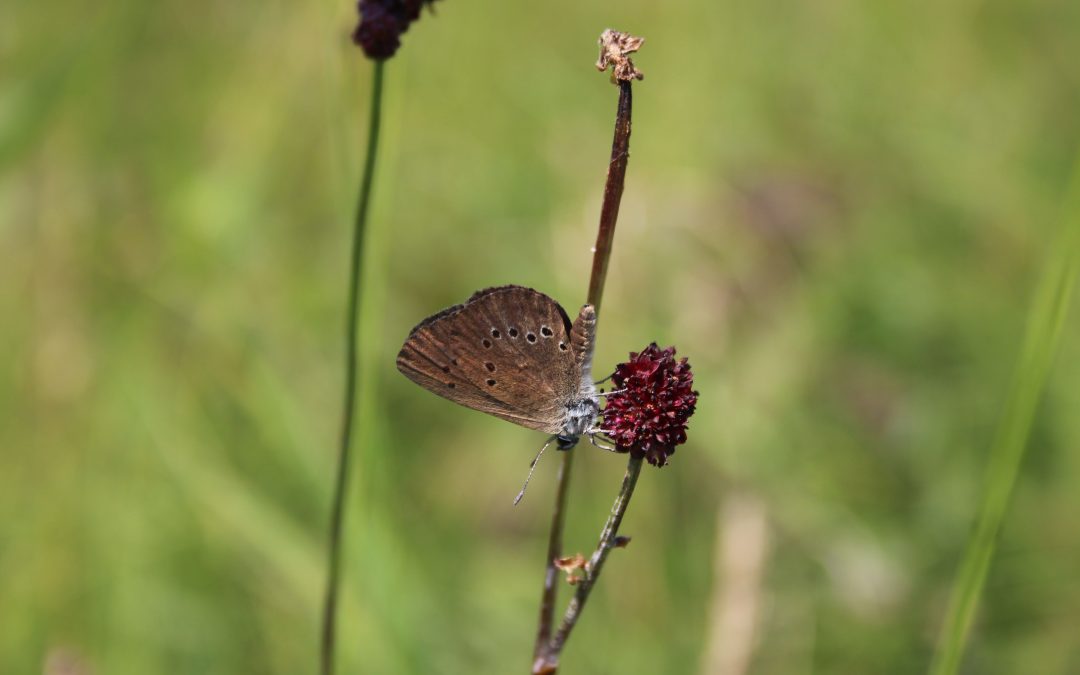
(3, 0), (1080, 673)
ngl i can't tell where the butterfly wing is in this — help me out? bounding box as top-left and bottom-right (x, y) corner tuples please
(396, 285), (581, 435)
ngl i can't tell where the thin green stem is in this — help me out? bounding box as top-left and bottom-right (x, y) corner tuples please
(321, 59), (385, 675)
(929, 156), (1080, 675)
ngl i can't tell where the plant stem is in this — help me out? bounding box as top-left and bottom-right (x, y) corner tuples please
(587, 80), (633, 315)
(532, 442), (575, 661)
(928, 156), (1080, 675)
(547, 455), (643, 656)
(321, 59), (385, 675)
(532, 78), (635, 675)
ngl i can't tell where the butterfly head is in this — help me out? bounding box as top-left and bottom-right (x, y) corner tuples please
(556, 393), (600, 449)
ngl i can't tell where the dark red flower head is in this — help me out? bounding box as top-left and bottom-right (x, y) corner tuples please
(600, 343), (698, 467)
(353, 0), (439, 60)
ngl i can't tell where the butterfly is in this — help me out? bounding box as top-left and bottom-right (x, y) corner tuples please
(396, 285), (601, 451)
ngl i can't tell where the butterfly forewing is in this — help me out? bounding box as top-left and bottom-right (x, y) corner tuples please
(396, 286), (582, 434)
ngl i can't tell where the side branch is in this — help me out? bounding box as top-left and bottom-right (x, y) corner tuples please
(548, 455), (639, 652)
(547, 456), (643, 656)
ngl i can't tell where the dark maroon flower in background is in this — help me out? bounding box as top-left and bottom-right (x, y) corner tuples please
(353, 0), (439, 60)
(600, 343), (698, 467)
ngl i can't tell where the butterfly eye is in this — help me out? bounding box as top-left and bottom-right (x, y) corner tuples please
(559, 342), (568, 351)
(526, 333), (537, 343)
(491, 328), (501, 339)
(508, 327), (519, 338)
(486, 379), (496, 387)
(540, 326), (554, 338)
(485, 362), (496, 372)
(482, 338), (492, 348)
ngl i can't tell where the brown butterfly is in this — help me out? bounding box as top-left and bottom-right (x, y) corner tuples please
(396, 285), (601, 450)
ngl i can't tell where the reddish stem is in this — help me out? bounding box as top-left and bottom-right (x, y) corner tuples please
(587, 80), (633, 313)
(532, 79), (634, 675)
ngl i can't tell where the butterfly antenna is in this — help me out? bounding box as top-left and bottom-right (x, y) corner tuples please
(514, 436), (556, 505)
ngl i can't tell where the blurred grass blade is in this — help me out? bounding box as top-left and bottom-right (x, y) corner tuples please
(930, 159), (1080, 675)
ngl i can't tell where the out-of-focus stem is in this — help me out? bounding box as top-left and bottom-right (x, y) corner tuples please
(321, 59), (385, 675)
(928, 152), (1080, 675)
(532, 442), (575, 661)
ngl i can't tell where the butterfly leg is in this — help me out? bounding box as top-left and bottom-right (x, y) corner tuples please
(596, 388), (627, 397)
(587, 432), (620, 453)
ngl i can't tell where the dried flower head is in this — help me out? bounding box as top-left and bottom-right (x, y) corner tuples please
(600, 344), (698, 467)
(353, 0), (439, 60)
(596, 29), (645, 82)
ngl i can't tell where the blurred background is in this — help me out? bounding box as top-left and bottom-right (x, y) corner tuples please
(3, 0), (1080, 673)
